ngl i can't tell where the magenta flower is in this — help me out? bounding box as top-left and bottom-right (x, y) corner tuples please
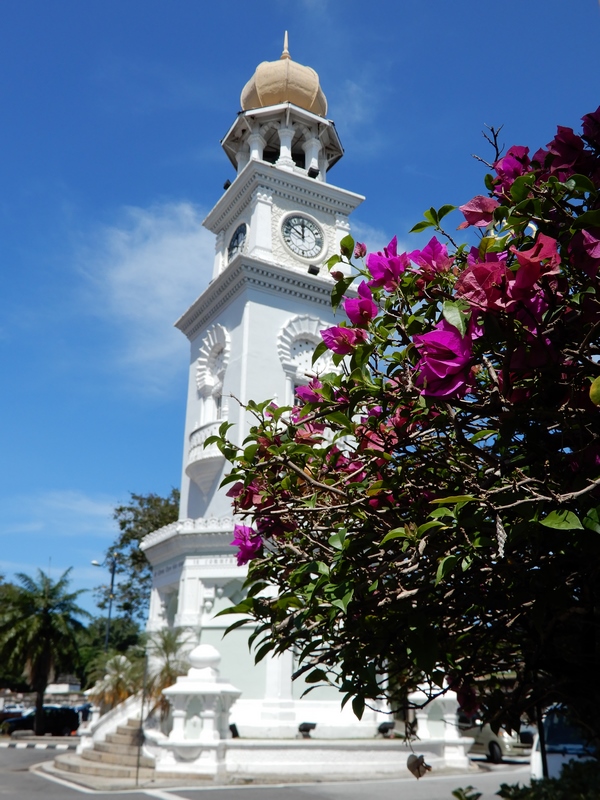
(458, 196), (499, 229)
(413, 319), (474, 398)
(231, 524), (263, 566)
(582, 106), (600, 147)
(493, 146), (530, 196)
(546, 126), (585, 172)
(344, 281), (378, 328)
(354, 242), (367, 259)
(510, 233), (561, 299)
(321, 326), (367, 355)
(408, 236), (453, 279)
(295, 378), (323, 404)
(569, 229), (600, 277)
(455, 251), (511, 312)
(366, 236), (409, 291)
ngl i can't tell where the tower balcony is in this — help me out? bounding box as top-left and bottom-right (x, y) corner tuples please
(185, 420), (226, 495)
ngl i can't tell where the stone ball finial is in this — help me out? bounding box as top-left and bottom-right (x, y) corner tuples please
(188, 644), (221, 671)
(240, 32), (327, 117)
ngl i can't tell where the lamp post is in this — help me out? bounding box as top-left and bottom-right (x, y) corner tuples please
(91, 553), (118, 652)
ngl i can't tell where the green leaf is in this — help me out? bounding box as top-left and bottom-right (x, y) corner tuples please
(328, 530), (347, 550)
(510, 173), (536, 203)
(435, 554), (458, 585)
(564, 174), (596, 194)
(417, 520), (446, 535)
(351, 695), (365, 720)
(583, 507), (600, 534)
(380, 527), (407, 545)
(326, 253), (342, 269)
(304, 668), (327, 684)
(437, 204), (456, 221)
(339, 234), (355, 258)
(469, 429), (497, 443)
(589, 375), (600, 406)
(311, 340), (329, 365)
(539, 510), (584, 530)
(430, 495), (476, 504)
(572, 209), (600, 230)
(442, 301), (468, 336)
(409, 220), (435, 234)
(424, 207), (438, 225)
(331, 275), (355, 312)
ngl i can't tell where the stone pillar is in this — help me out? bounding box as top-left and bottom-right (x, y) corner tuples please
(276, 126), (295, 170)
(303, 136), (321, 175)
(247, 187), (273, 261)
(248, 133), (265, 162)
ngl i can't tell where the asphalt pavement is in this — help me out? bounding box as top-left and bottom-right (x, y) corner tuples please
(0, 747), (531, 800)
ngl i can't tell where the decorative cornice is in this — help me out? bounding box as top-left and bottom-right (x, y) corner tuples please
(140, 516), (235, 552)
(175, 256), (337, 342)
(203, 160), (363, 235)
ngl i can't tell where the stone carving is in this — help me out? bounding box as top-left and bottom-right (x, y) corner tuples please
(196, 324), (230, 396)
(277, 314), (334, 379)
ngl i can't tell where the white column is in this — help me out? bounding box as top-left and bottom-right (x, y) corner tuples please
(248, 132), (265, 162)
(303, 136), (321, 175)
(276, 126), (295, 170)
(236, 147), (250, 172)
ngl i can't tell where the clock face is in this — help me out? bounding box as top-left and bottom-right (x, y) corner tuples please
(282, 215), (324, 259)
(228, 223), (247, 261)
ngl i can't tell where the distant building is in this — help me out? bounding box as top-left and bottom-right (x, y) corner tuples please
(141, 37), (382, 737)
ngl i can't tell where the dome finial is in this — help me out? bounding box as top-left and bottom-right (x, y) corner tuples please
(281, 31), (290, 60)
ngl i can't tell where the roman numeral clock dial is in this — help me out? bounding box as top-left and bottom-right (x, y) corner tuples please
(282, 215), (324, 259)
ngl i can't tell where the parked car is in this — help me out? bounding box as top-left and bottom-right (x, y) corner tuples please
(0, 706), (24, 725)
(0, 705), (79, 736)
(458, 711), (533, 763)
(530, 707), (595, 779)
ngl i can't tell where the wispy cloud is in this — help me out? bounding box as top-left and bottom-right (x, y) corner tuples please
(0, 489), (120, 612)
(349, 218), (406, 256)
(328, 71), (391, 158)
(78, 201), (214, 389)
(0, 489), (116, 539)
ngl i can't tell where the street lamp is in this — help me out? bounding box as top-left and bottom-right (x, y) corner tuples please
(91, 553), (118, 652)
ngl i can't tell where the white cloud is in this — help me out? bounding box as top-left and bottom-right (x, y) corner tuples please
(349, 219), (407, 257)
(328, 74), (390, 158)
(0, 489), (116, 539)
(79, 201), (214, 388)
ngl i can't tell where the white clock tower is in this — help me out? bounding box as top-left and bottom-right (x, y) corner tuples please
(141, 37), (380, 737)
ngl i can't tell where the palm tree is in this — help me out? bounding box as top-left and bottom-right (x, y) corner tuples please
(87, 652), (144, 713)
(146, 627), (191, 721)
(0, 568), (89, 734)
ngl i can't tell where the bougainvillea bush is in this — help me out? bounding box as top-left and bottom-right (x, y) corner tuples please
(213, 110), (600, 743)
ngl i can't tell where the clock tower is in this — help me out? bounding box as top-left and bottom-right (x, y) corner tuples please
(141, 36), (379, 737)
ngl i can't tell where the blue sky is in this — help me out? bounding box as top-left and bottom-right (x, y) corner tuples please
(1, 0), (599, 616)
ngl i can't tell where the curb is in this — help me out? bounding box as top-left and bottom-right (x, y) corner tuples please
(0, 740), (77, 751)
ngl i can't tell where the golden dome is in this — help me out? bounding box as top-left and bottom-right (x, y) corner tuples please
(240, 33), (328, 117)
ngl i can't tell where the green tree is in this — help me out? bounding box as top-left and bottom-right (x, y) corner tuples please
(146, 627), (191, 720)
(96, 489), (179, 622)
(0, 569), (89, 734)
(217, 109), (600, 745)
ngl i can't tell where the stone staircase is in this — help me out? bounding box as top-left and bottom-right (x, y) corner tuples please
(54, 718), (156, 781)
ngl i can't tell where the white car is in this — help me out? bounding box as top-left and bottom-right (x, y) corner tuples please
(530, 707), (594, 779)
(458, 712), (533, 763)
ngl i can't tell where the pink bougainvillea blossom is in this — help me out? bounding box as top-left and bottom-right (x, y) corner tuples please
(321, 326), (367, 355)
(569, 229), (600, 277)
(510, 233), (561, 298)
(455, 251), (511, 312)
(458, 196), (499, 229)
(344, 281), (378, 328)
(226, 480), (262, 511)
(546, 126), (586, 173)
(295, 378), (323, 404)
(582, 105), (600, 147)
(366, 236), (410, 291)
(354, 241), (367, 259)
(230, 524), (263, 566)
(493, 146), (531, 196)
(408, 236), (453, 280)
(413, 319), (474, 398)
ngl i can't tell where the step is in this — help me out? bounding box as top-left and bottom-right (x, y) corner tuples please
(96, 740), (147, 758)
(115, 724), (142, 740)
(82, 747), (154, 768)
(54, 753), (155, 780)
(104, 731), (142, 747)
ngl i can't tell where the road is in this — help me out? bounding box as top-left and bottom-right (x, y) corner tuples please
(0, 747), (531, 800)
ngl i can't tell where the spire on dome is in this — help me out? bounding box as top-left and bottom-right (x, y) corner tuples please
(281, 31), (290, 60)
